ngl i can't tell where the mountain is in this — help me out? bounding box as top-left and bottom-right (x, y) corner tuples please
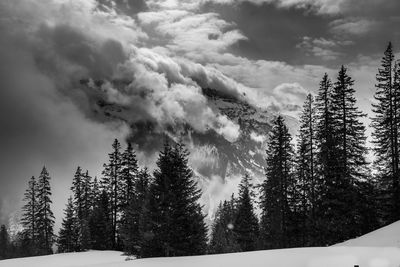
(80, 79), (298, 215)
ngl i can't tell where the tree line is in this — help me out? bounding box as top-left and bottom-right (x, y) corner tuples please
(1, 42), (400, 260)
(209, 42), (400, 252)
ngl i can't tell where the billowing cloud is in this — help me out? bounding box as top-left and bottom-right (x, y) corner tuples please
(296, 37), (353, 61)
(0, 0), (251, 224)
(145, 0), (346, 15)
(330, 18), (378, 37)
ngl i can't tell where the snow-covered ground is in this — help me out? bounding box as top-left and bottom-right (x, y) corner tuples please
(336, 220), (400, 247)
(2, 221), (400, 267)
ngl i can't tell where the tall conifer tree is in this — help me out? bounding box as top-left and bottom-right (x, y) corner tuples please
(36, 166), (55, 253)
(0, 225), (10, 259)
(371, 42), (400, 224)
(58, 197), (79, 253)
(260, 116), (296, 249)
(296, 93), (317, 246)
(234, 174), (259, 251)
(121, 168), (151, 256)
(21, 176), (38, 248)
(102, 139), (123, 248)
(209, 196), (240, 254)
(143, 142), (207, 257)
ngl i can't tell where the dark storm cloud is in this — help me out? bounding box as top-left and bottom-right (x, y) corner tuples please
(0, 18), (130, 225)
(201, 0), (400, 66)
(202, 1), (333, 64)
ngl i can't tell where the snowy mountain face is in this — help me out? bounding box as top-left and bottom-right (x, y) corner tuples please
(81, 79), (298, 215)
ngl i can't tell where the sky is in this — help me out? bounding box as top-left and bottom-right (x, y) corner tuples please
(0, 0), (400, 228)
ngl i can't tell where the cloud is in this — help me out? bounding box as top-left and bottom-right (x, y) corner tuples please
(250, 132), (266, 143)
(0, 0), (244, 225)
(0, 18), (130, 225)
(212, 58), (331, 111)
(138, 9), (246, 62)
(330, 18), (378, 37)
(296, 36), (353, 61)
(145, 0), (346, 15)
(270, 83), (310, 114)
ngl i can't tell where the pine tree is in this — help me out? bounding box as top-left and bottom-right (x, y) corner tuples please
(330, 65), (371, 239)
(70, 167), (89, 250)
(295, 93), (317, 246)
(314, 73), (342, 245)
(143, 142), (207, 257)
(121, 168), (151, 256)
(121, 142), (139, 208)
(92, 176), (100, 202)
(21, 176), (38, 250)
(71, 167), (84, 222)
(332, 66), (368, 183)
(234, 174), (259, 251)
(371, 42), (400, 224)
(80, 170), (92, 249)
(0, 225), (10, 259)
(208, 197), (240, 254)
(58, 197), (79, 253)
(36, 166), (55, 254)
(260, 116), (296, 249)
(89, 190), (113, 250)
(102, 139), (123, 249)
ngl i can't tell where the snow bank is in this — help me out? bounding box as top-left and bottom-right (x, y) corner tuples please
(1, 247), (400, 267)
(3, 222), (400, 267)
(0, 250), (125, 267)
(336, 221), (400, 247)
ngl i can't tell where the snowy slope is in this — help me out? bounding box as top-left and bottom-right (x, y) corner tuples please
(1, 247), (400, 267)
(336, 221), (400, 247)
(3, 222), (400, 267)
(0, 250), (125, 267)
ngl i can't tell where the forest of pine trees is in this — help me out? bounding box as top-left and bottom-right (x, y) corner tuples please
(1, 42), (400, 260)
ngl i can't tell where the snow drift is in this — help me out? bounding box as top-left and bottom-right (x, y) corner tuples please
(2, 221), (400, 267)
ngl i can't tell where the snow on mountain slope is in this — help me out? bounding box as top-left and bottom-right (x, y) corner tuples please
(336, 221), (400, 247)
(1, 247), (400, 267)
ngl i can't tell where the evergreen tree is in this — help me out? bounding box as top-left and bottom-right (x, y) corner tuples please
(234, 174), (259, 251)
(121, 168), (151, 256)
(332, 66), (368, 183)
(21, 176), (38, 250)
(295, 93), (317, 246)
(36, 166), (55, 254)
(0, 225), (10, 259)
(121, 142), (139, 209)
(260, 116), (296, 249)
(58, 197), (79, 253)
(330, 65), (372, 239)
(71, 167), (84, 222)
(70, 167), (91, 250)
(102, 139), (123, 249)
(208, 197), (240, 254)
(143, 142), (207, 257)
(92, 176), (100, 204)
(371, 42), (400, 224)
(89, 190), (113, 250)
(80, 170), (92, 250)
(314, 73), (341, 245)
